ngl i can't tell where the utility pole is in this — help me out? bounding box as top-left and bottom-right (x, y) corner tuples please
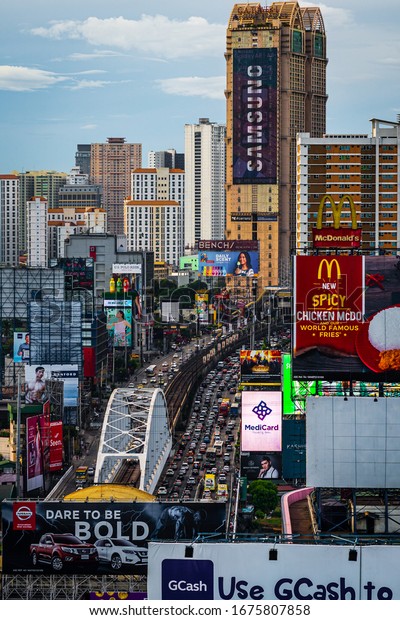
(16, 372), (22, 497)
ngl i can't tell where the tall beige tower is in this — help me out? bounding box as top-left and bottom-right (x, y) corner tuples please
(91, 138), (141, 235)
(225, 2), (327, 287)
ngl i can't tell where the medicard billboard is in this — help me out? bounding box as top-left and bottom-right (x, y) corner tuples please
(240, 349), (281, 383)
(232, 48), (278, 185)
(148, 542), (400, 600)
(241, 391), (282, 453)
(198, 240), (259, 278)
(293, 255), (400, 381)
(1, 501), (227, 575)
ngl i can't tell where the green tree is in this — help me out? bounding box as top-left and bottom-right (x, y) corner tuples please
(248, 480), (279, 516)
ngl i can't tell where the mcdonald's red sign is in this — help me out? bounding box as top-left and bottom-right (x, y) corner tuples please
(312, 194), (362, 248)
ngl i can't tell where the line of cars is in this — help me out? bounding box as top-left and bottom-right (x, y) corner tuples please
(156, 355), (241, 502)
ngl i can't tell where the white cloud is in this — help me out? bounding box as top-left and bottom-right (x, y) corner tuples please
(156, 76), (225, 100)
(0, 65), (67, 91)
(302, 3), (354, 28)
(68, 79), (114, 90)
(81, 124), (98, 130)
(69, 50), (126, 61)
(30, 15), (225, 59)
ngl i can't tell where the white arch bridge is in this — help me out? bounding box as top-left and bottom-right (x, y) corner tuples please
(94, 387), (172, 495)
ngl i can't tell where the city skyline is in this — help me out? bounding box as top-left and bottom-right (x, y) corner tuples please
(1, 0), (400, 172)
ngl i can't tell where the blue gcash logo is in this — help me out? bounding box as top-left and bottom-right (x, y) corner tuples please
(252, 400), (272, 421)
(162, 559), (214, 600)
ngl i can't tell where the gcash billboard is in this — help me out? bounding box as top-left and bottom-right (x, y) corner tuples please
(1, 501), (226, 575)
(232, 48), (278, 185)
(293, 254), (400, 381)
(148, 542), (400, 600)
(241, 391), (282, 452)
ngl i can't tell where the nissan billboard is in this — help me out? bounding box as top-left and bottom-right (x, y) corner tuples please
(2, 501), (227, 575)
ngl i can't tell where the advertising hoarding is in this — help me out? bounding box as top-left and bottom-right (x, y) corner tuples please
(306, 396), (400, 489)
(232, 48), (278, 185)
(241, 391), (282, 453)
(49, 421), (63, 471)
(161, 301), (180, 323)
(312, 194), (362, 249)
(240, 452), (282, 481)
(195, 293), (209, 323)
(104, 299), (133, 347)
(2, 501), (227, 575)
(148, 542), (398, 600)
(282, 418), (306, 480)
(26, 412), (50, 492)
(240, 349), (281, 383)
(293, 255), (400, 380)
(59, 257), (94, 290)
(24, 365), (78, 407)
(198, 240), (259, 278)
(112, 263), (142, 275)
(13, 331), (30, 363)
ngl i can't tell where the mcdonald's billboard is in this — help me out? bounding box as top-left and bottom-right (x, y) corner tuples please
(293, 255), (400, 380)
(312, 195), (362, 249)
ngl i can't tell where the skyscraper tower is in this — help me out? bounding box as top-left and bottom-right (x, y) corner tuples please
(90, 138), (141, 235)
(184, 118), (226, 251)
(225, 2), (327, 286)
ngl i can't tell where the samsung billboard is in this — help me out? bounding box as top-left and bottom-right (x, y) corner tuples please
(232, 48), (278, 184)
(241, 391), (282, 453)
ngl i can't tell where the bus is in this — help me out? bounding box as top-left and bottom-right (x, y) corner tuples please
(145, 364), (157, 376)
(75, 466), (88, 484)
(214, 440), (224, 456)
(205, 447), (217, 464)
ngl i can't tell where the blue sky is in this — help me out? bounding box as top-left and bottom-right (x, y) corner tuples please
(1, 0), (400, 172)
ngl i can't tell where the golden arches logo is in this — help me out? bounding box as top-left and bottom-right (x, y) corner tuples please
(317, 194), (358, 230)
(317, 258), (341, 280)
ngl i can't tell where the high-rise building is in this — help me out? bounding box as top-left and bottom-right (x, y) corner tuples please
(17, 170), (67, 257)
(90, 138), (142, 235)
(125, 167), (185, 266)
(27, 197), (48, 267)
(225, 2), (327, 287)
(184, 118), (226, 251)
(0, 174), (19, 266)
(75, 144), (91, 175)
(297, 118), (400, 254)
(148, 149), (184, 170)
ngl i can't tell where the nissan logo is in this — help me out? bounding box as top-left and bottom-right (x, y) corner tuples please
(16, 505), (33, 521)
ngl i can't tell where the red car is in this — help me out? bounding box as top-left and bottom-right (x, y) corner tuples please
(30, 533), (99, 572)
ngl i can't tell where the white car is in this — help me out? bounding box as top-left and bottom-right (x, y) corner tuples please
(94, 537), (147, 570)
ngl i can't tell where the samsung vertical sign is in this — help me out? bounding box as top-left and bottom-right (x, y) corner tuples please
(232, 48), (278, 184)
